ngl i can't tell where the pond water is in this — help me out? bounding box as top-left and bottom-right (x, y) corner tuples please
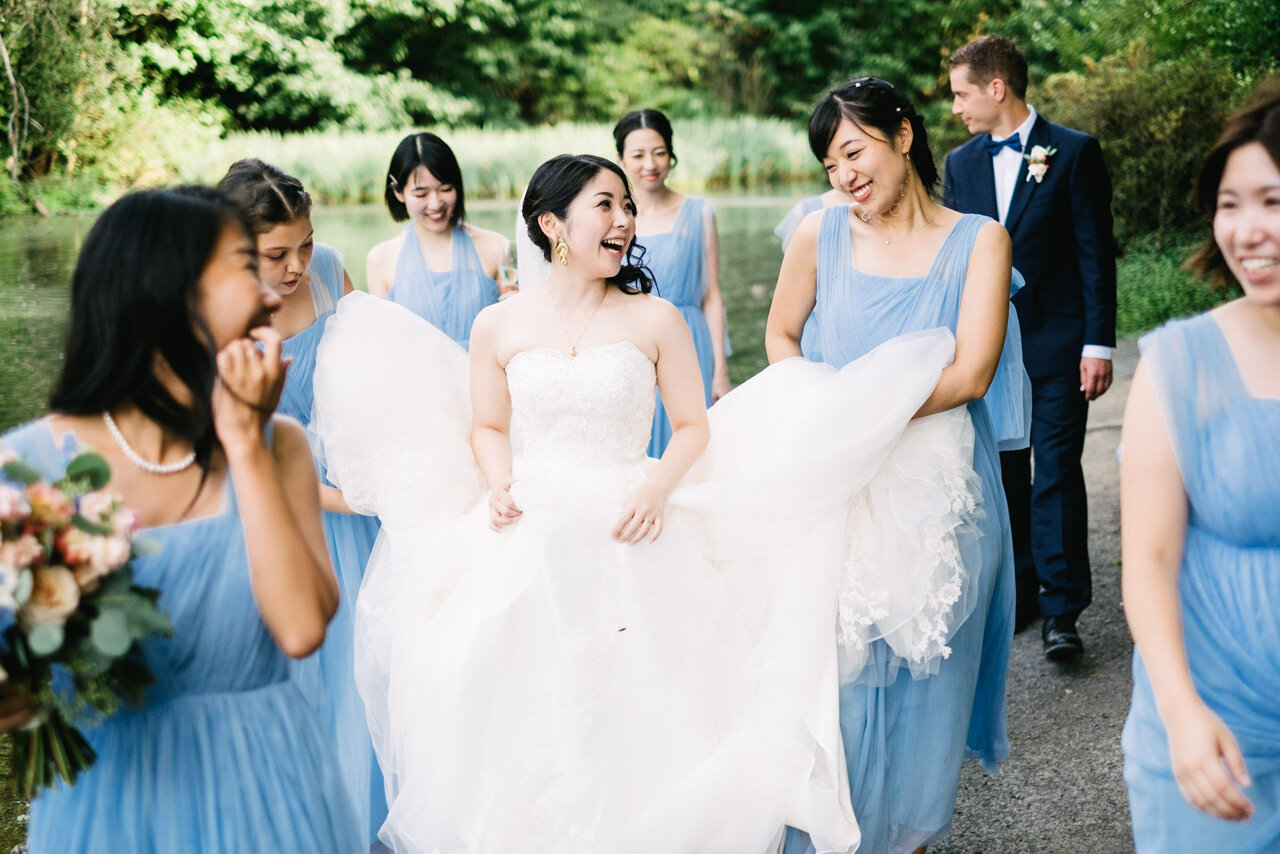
(0, 195), (808, 430)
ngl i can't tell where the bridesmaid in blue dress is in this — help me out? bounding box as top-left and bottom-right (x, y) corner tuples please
(767, 78), (1028, 853)
(1120, 89), (1280, 854)
(775, 188), (853, 362)
(365, 132), (514, 349)
(3, 186), (360, 853)
(614, 109), (730, 456)
(218, 159), (387, 844)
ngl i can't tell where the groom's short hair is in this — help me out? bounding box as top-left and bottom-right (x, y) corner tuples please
(949, 35), (1028, 101)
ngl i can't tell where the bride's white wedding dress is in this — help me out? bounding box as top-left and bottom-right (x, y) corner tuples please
(313, 293), (984, 854)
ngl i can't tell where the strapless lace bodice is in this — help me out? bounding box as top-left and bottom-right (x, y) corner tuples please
(506, 342), (656, 470)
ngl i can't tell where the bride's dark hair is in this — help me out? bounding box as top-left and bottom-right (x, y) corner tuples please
(521, 154), (654, 294)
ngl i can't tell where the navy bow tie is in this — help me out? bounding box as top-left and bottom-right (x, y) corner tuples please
(983, 133), (1022, 156)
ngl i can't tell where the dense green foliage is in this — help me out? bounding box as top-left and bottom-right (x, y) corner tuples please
(0, 0), (1276, 257)
(1115, 235), (1236, 336)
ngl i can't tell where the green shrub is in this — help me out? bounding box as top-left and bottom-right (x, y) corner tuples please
(1036, 43), (1243, 246)
(1116, 235), (1236, 336)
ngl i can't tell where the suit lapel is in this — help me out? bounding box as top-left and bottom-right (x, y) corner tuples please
(1004, 116), (1050, 236)
(969, 139), (999, 220)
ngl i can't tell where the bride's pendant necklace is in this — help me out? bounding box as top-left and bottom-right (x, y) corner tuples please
(550, 282), (608, 357)
(102, 411), (197, 475)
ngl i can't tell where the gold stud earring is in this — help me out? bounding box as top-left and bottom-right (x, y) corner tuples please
(554, 237), (569, 266)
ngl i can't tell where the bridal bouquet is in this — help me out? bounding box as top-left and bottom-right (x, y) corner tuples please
(0, 446), (172, 799)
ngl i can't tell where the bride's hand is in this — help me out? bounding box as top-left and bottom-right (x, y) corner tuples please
(488, 479), (522, 532)
(612, 481), (668, 545)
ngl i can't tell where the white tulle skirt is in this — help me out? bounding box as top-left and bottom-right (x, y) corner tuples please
(312, 293), (983, 854)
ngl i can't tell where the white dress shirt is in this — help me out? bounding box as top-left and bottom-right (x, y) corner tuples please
(992, 107), (1112, 361)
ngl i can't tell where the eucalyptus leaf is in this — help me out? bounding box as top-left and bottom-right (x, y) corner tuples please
(94, 570), (133, 597)
(90, 610), (131, 657)
(2, 459), (41, 485)
(14, 568), (33, 605)
(27, 621), (65, 657)
(63, 453), (112, 491)
(71, 514), (112, 537)
(131, 537), (162, 558)
(125, 603), (173, 638)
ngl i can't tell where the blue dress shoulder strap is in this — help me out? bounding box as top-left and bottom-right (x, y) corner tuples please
(308, 242), (344, 318)
(1138, 313), (1240, 484)
(816, 205), (853, 287)
(943, 214), (1032, 451)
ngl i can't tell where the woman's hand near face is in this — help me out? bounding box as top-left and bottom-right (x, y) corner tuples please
(213, 326), (289, 452)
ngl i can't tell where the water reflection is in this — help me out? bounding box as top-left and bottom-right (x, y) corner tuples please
(0, 197), (798, 430)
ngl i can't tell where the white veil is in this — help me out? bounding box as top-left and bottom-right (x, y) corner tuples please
(514, 186), (550, 291)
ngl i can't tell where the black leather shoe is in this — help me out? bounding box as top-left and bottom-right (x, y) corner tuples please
(1042, 615), (1083, 661)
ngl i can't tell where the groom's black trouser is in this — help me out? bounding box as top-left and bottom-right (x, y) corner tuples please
(1000, 370), (1091, 620)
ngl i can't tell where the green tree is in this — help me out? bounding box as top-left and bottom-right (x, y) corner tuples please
(113, 0), (475, 130)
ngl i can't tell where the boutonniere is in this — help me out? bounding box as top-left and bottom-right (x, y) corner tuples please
(1023, 145), (1058, 183)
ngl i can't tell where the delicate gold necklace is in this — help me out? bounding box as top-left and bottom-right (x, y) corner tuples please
(549, 283), (608, 357)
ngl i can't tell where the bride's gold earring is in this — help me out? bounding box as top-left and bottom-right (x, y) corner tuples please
(554, 237), (569, 266)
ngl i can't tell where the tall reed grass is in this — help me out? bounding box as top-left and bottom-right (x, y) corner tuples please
(179, 117), (818, 204)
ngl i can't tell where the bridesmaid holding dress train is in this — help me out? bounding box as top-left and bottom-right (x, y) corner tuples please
(365, 132), (515, 349)
(3, 186), (360, 853)
(614, 108), (730, 456)
(767, 77), (1028, 854)
(218, 159), (387, 845)
(1120, 85), (1280, 854)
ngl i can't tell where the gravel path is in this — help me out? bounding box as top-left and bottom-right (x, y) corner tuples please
(935, 338), (1140, 854)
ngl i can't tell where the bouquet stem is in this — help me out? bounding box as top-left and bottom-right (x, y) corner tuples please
(10, 711), (97, 800)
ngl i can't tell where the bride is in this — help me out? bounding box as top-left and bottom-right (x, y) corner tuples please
(313, 154), (985, 853)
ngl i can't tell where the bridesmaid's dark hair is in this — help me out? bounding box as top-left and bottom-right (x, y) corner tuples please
(384, 132), (466, 226)
(522, 154), (654, 294)
(612, 109), (678, 166)
(50, 186), (256, 474)
(1187, 79), (1280, 291)
(217, 158), (312, 233)
(808, 77), (940, 197)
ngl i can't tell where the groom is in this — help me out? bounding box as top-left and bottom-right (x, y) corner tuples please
(943, 35), (1116, 661)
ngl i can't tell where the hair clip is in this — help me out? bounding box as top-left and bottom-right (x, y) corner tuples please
(388, 173), (398, 187)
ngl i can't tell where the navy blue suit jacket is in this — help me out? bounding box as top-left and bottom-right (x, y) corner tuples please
(943, 115), (1117, 379)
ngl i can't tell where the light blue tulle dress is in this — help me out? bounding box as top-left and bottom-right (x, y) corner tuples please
(1122, 313), (1280, 854)
(389, 224), (499, 349)
(636, 196), (715, 456)
(280, 243), (387, 843)
(775, 193), (825, 361)
(785, 209), (1028, 854)
(5, 419), (363, 854)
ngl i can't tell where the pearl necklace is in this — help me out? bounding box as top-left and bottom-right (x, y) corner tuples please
(102, 412), (197, 475)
